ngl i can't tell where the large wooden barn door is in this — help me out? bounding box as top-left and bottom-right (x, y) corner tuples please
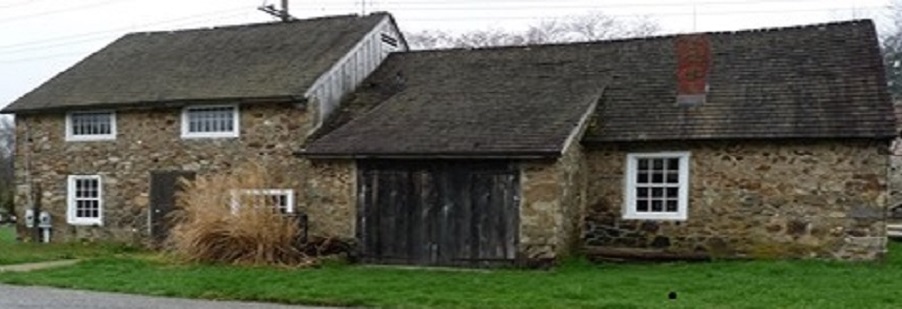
(357, 161), (519, 267)
(149, 171), (196, 246)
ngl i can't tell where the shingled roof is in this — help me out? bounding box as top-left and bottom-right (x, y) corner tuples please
(2, 13), (389, 113)
(303, 19), (894, 158)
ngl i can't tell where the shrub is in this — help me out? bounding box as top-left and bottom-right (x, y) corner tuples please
(166, 164), (313, 266)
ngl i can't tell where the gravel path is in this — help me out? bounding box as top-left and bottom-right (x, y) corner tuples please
(0, 284), (335, 309)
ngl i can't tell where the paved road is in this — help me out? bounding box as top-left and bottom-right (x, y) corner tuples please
(0, 284), (335, 309)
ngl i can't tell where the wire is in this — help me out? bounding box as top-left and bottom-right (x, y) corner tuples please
(0, 6), (251, 52)
(395, 6), (886, 21)
(0, 51), (88, 64)
(0, 0), (141, 25)
(0, 10), (252, 63)
(0, 0), (42, 9)
(292, 0), (884, 10)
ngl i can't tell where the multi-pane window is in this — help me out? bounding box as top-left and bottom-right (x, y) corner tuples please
(181, 105), (239, 138)
(624, 152), (690, 220)
(67, 175), (103, 225)
(65, 111), (116, 141)
(230, 189), (295, 215)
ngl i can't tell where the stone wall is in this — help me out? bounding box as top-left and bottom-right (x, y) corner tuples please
(888, 138), (902, 216)
(14, 103), (318, 243)
(305, 160), (356, 239)
(519, 142), (587, 261)
(584, 139), (888, 260)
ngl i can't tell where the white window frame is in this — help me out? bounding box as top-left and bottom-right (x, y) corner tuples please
(229, 189), (295, 215)
(180, 104), (240, 139)
(65, 111), (116, 141)
(623, 151), (690, 221)
(66, 175), (103, 226)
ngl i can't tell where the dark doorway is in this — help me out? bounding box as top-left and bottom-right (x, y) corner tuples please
(149, 171), (195, 245)
(357, 160), (519, 267)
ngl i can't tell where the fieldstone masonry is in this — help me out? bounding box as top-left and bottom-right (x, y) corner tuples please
(14, 102), (891, 262)
(519, 143), (587, 261)
(14, 102), (317, 243)
(584, 140), (889, 260)
(305, 160), (356, 240)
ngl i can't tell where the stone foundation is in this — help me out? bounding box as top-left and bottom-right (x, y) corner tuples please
(584, 139), (888, 260)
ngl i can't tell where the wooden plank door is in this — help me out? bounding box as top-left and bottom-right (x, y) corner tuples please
(149, 171), (195, 245)
(357, 161), (519, 267)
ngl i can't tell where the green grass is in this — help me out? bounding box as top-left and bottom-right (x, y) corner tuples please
(0, 225), (14, 243)
(0, 225), (140, 265)
(4, 244), (902, 308)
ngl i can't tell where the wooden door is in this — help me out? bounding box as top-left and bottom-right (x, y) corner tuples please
(149, 171), (195, 245)
(357, 161), (519, 267)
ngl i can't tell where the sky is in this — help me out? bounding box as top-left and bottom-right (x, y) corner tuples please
(0, 0), (895, 109)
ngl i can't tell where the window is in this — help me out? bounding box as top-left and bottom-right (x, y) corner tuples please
(181, 105), (239, 138)
(67, 175), (103, 225)
(65, 111), (116, 141)
(230, 189), (295, 215)
(624, 152), (690, 220)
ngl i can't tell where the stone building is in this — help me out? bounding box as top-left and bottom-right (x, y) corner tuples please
(2, 15), (895, 266)
(1, 13), (408, 243)
(302, 19), (894, 264)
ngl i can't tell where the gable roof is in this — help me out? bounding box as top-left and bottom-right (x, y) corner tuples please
(591, 20), (893, 142)
(2, 13), (390, 113)
(303, 19), (895, 158)
(304, 50), (604, 158)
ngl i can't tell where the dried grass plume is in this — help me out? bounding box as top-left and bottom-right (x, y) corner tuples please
(166, 164), (311, 266)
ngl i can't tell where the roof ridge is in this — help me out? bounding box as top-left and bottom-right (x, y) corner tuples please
(125, 12), (387, 37)
(401, 19), (874, 55)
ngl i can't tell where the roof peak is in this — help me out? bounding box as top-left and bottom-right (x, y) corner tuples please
(401, 19), (874, 55)
(126, 12), (389, 37)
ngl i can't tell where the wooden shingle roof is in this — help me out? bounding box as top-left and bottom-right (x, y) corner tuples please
(304, 19), (894, 158)
(2, 13), (389, 113)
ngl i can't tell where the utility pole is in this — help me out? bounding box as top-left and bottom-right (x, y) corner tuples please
(281, 0), (290, 22)
(258, 0), (294, 22)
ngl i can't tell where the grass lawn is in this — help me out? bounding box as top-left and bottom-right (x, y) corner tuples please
(0, 225), (139, 265)
(3, 244), (902, 308)
(0, 225), (15, 243)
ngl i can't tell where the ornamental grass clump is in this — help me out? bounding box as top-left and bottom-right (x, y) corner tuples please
(166, 164), (311, 266)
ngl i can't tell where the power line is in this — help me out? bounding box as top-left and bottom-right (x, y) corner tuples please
(0, 51), (88, 64)
(394, 6), (886, 21)
(0, 0), (43, 9)
(0, 0), (141, 25)
(293, 0), (882, 10)
(0, 10), (252, 64)
(0, 6), (251, 52)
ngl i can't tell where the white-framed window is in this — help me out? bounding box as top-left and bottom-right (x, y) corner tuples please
(230, 189), (295, 215)
(65, 111), (116, 141)
(67, 175), (103, 225)
(624, 152), (690, 220)
(180, 104), (239, 138)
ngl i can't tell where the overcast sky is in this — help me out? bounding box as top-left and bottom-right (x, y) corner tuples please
(0, 0), (895, 109)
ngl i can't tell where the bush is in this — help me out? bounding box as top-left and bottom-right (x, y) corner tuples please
(166, 164), (313, 266)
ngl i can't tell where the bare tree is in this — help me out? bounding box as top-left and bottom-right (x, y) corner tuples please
(405, 12), (660, 50)
(0, 116), (13, 216)
(882, 1), (902, 102)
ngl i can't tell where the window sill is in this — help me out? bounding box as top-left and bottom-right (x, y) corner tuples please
(622, 214), (687, 221)
(65, 135), (116, 142)
(180, 133), (239, 139)
(67, 219), (103, 226)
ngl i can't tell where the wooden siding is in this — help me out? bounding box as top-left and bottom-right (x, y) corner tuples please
(307, 16), (408, 128)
